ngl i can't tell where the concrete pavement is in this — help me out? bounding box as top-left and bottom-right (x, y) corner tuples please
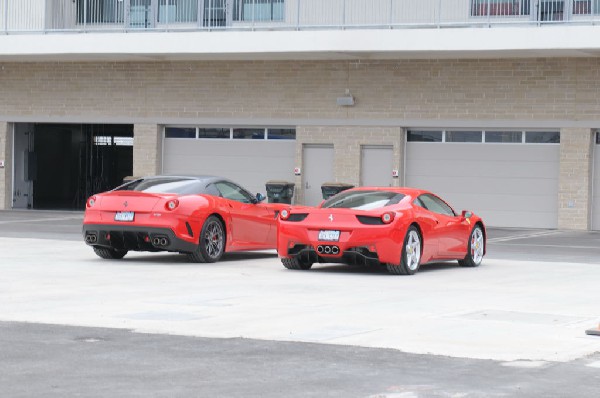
(1, 236), (599, 363)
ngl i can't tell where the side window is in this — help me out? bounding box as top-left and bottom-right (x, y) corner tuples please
(204, 184), (221, 197)
(413, 197), (426, 209)
(215, 181), (254, 204)
(418, 194), (456, 217)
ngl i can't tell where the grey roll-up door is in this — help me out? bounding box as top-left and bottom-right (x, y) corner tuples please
(162, 139), (295, 197)
(593, 140), (600, 230)
(406, 142), (559, 228)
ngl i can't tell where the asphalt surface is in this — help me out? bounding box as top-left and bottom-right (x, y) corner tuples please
(1, 210), (599, 397)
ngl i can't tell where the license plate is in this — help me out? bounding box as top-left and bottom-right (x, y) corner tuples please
(114, 211), (135, 222)
(318, 230), (340, 241)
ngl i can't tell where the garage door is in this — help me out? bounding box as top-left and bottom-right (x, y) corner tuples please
(162, 127), (296, 198)
(405, 130), (560, 229)
(593, 132), (600, 230)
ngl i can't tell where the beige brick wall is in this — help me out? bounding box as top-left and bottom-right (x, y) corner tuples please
(558, 128), (594, 229)
(133, 124), (162, 177)
(294, 126), (402, 204)
(0, 59), (598, 226)
(0, 59), (599, 121)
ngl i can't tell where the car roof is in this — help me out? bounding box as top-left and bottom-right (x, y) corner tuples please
(346, 186), (432, 198)
(138, 175), (232, 186)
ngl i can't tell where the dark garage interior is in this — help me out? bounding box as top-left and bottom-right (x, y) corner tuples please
(30, 124), (133, 210)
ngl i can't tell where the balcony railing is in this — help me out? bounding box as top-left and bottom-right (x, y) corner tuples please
(1, 0), (600, 33)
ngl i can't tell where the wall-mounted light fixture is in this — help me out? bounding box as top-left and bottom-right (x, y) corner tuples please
(336, 89), (355, 107)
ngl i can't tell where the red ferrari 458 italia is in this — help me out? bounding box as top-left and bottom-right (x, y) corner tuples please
(83, 175), (288, 262)
(277, 187), (486, 275)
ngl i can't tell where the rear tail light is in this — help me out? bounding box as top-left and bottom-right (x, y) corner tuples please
(280, 209), (291, 220)
(165, 199), (179, 211)
(381, 212), (395, 224)
(86, 196), (97, 208)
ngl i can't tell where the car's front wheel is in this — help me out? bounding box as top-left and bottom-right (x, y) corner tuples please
(281, 257), (313, 270)
(187, 216), (225, 263)
(386, 225), (421, 275)
(93, 247), (128, 260)
(458, 225), (484, 267)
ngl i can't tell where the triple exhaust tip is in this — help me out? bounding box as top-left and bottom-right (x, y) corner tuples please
(317, 245), (340, 255)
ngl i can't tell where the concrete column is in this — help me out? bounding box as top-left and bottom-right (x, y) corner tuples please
(133, 124), (162, 177)
(558, 128), (594, 230)
(0, 122), (12, 210)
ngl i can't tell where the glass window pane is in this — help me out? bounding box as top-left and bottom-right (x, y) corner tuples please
(198, 128), (230, 139)
(165, 127), (196, 138)
(596, 131), (600, 144)
(446, 131), (482, 143)
(233, 128), (265, 139)
(407, 131), (442, 142)
(525, 131), (560, 144)
(485, 131), (522, 143)
(267, 129), (295, 140)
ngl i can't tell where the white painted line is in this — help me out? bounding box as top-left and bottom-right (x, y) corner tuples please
(491, 243), (600, 250)
(487, 230), (562, 243)
(500, 361), (550, 368)
(0, 216), (83, 225)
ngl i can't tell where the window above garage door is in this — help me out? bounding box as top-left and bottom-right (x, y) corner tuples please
(407, 130), (559, 144)
(165, 126), (295, 140)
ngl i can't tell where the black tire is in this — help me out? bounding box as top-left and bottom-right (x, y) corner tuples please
(281, 257), (313, 270)
(386, 225), (421, 275)
(458, 225), (484, 267)
(93, 246), (127, 260)
(187, 216), (225, 263)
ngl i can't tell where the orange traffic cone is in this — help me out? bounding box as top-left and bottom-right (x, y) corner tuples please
(586, 323), (600, 336)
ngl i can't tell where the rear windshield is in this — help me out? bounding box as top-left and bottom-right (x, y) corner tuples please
(116, 178), (203, 195)
(322, 190), (405, 210)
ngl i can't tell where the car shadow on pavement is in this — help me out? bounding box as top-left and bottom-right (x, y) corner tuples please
(86, 251), (278, 265)
(307, 261), (464, 276)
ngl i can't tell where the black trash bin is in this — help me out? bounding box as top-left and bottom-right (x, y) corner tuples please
(265, 180), (295, 204)
(321, 182), (354, 200)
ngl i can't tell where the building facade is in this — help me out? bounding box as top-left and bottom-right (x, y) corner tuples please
(1, 0), (600, 230)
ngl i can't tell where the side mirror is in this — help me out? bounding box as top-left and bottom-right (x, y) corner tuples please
(255, 193), (266, 203)
(461, 210), (472, 219)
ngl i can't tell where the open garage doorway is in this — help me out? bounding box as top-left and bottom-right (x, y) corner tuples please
(12, 123), (133, 210)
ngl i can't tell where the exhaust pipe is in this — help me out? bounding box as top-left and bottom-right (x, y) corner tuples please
(152, 237), (161, 246)
(324, 245), (332, 254)
(317, 245), (324, 254)
(85, 234), (97, 244)
(331, 246), (339, 255)
(160, 238), (168, 246)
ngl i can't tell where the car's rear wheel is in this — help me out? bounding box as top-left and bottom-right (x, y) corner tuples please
(281, 257), (313, 270)
(459, 225), (484, 267)
(93, 247), (128, 260)
(386, 226), (421, 275)
(188, 215), (225, 263)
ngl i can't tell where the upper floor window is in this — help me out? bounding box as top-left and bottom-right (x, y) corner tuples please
(77, 0), (125, 24)
(233, 0), (285, 22)
(470, 0), (530, 17)
(573, 0), (600, 15)
(158, 0), (198, 23)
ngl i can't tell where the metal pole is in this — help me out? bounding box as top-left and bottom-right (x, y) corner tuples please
(84, 0), (88, 31)
(4, 0), (8, 33)
(438, 0), (442, 27)
(296, 0), (300, 29)
(487, 0), (491, 26)
(343, 0), (346, 27)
